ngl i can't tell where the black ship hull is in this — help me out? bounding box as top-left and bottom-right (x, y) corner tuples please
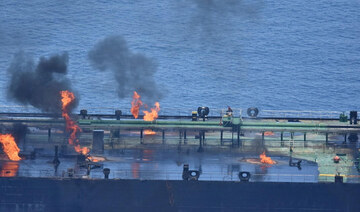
(1, 177), (359, 212)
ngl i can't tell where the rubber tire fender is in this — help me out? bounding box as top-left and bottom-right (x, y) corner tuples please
(197, 107), (210, 116)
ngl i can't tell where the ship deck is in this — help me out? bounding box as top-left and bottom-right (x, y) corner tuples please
(2, 147), (319, 182)
(1, 112), (360, 183)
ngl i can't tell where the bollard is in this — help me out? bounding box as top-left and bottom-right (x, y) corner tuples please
(182, 164), (189, 180)
(103, 168), (110, 179)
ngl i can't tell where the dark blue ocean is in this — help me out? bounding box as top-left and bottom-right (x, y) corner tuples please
(0, 0), (359, 115)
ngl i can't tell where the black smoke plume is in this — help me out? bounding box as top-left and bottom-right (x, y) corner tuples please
(191, 0), (262, 15)
(88, 35), (163, 101)
(7, 52), (78, 113)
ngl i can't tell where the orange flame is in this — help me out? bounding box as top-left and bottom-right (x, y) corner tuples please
(144, 130), (156, 135)
(0, 162), (19, 177)
(0, 134), (21, 161)
(143, 102), (160, 121)
(264, 131), (274, 136)
(260, 151), (275, 164)
(60, 90), (89, 155)
(130, 91), (160, 121)
(88, 157), (99, 162)
(131, 91), (143, 119)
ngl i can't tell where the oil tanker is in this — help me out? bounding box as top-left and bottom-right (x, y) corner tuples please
(1, 107), (360, 211)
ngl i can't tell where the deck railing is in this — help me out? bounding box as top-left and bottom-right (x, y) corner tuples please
(7, 169), (360, 184)
(0, 105), (349, 119)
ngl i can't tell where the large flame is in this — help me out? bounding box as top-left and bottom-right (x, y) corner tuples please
(130, 91), (160, 121)
(131, 91), (143, 119)
(0, 134), (21, 161)
(143, 102), (160, 121)
(260, 151), (275, 164)
(60, 90), (89, 155)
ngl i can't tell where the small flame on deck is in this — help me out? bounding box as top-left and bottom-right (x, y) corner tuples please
(143, 102), (160, 121)
(144, 130), (156, 135)
(60, 90), (89, 155)
(0, 134), (21, 161)
(264, 131), (274, 136)
(87, 156), (99, 162)
(131, 91), (143, 119)
(260, 151), (275, 164)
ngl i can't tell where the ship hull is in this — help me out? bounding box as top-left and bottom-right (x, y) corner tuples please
(1, 177), (359, 212)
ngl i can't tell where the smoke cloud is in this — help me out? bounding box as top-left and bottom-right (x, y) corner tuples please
(191, 0), (262, 15)
(186, 0), (263, 35)
(7, 52), (78, 113)
(88, 35), (163, 101)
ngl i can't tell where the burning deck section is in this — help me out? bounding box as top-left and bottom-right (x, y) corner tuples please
(243, 152), (277, 165)
(0, 134), (21, 161)
(1, 111), (360, 183)
(60, 91), (89, 155)
(0, 148), (319, 183)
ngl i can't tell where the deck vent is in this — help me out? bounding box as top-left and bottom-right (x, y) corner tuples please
(103, 168), (110, 179)
(239, 172), (251, 182)
(182, 164), (200, 181)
